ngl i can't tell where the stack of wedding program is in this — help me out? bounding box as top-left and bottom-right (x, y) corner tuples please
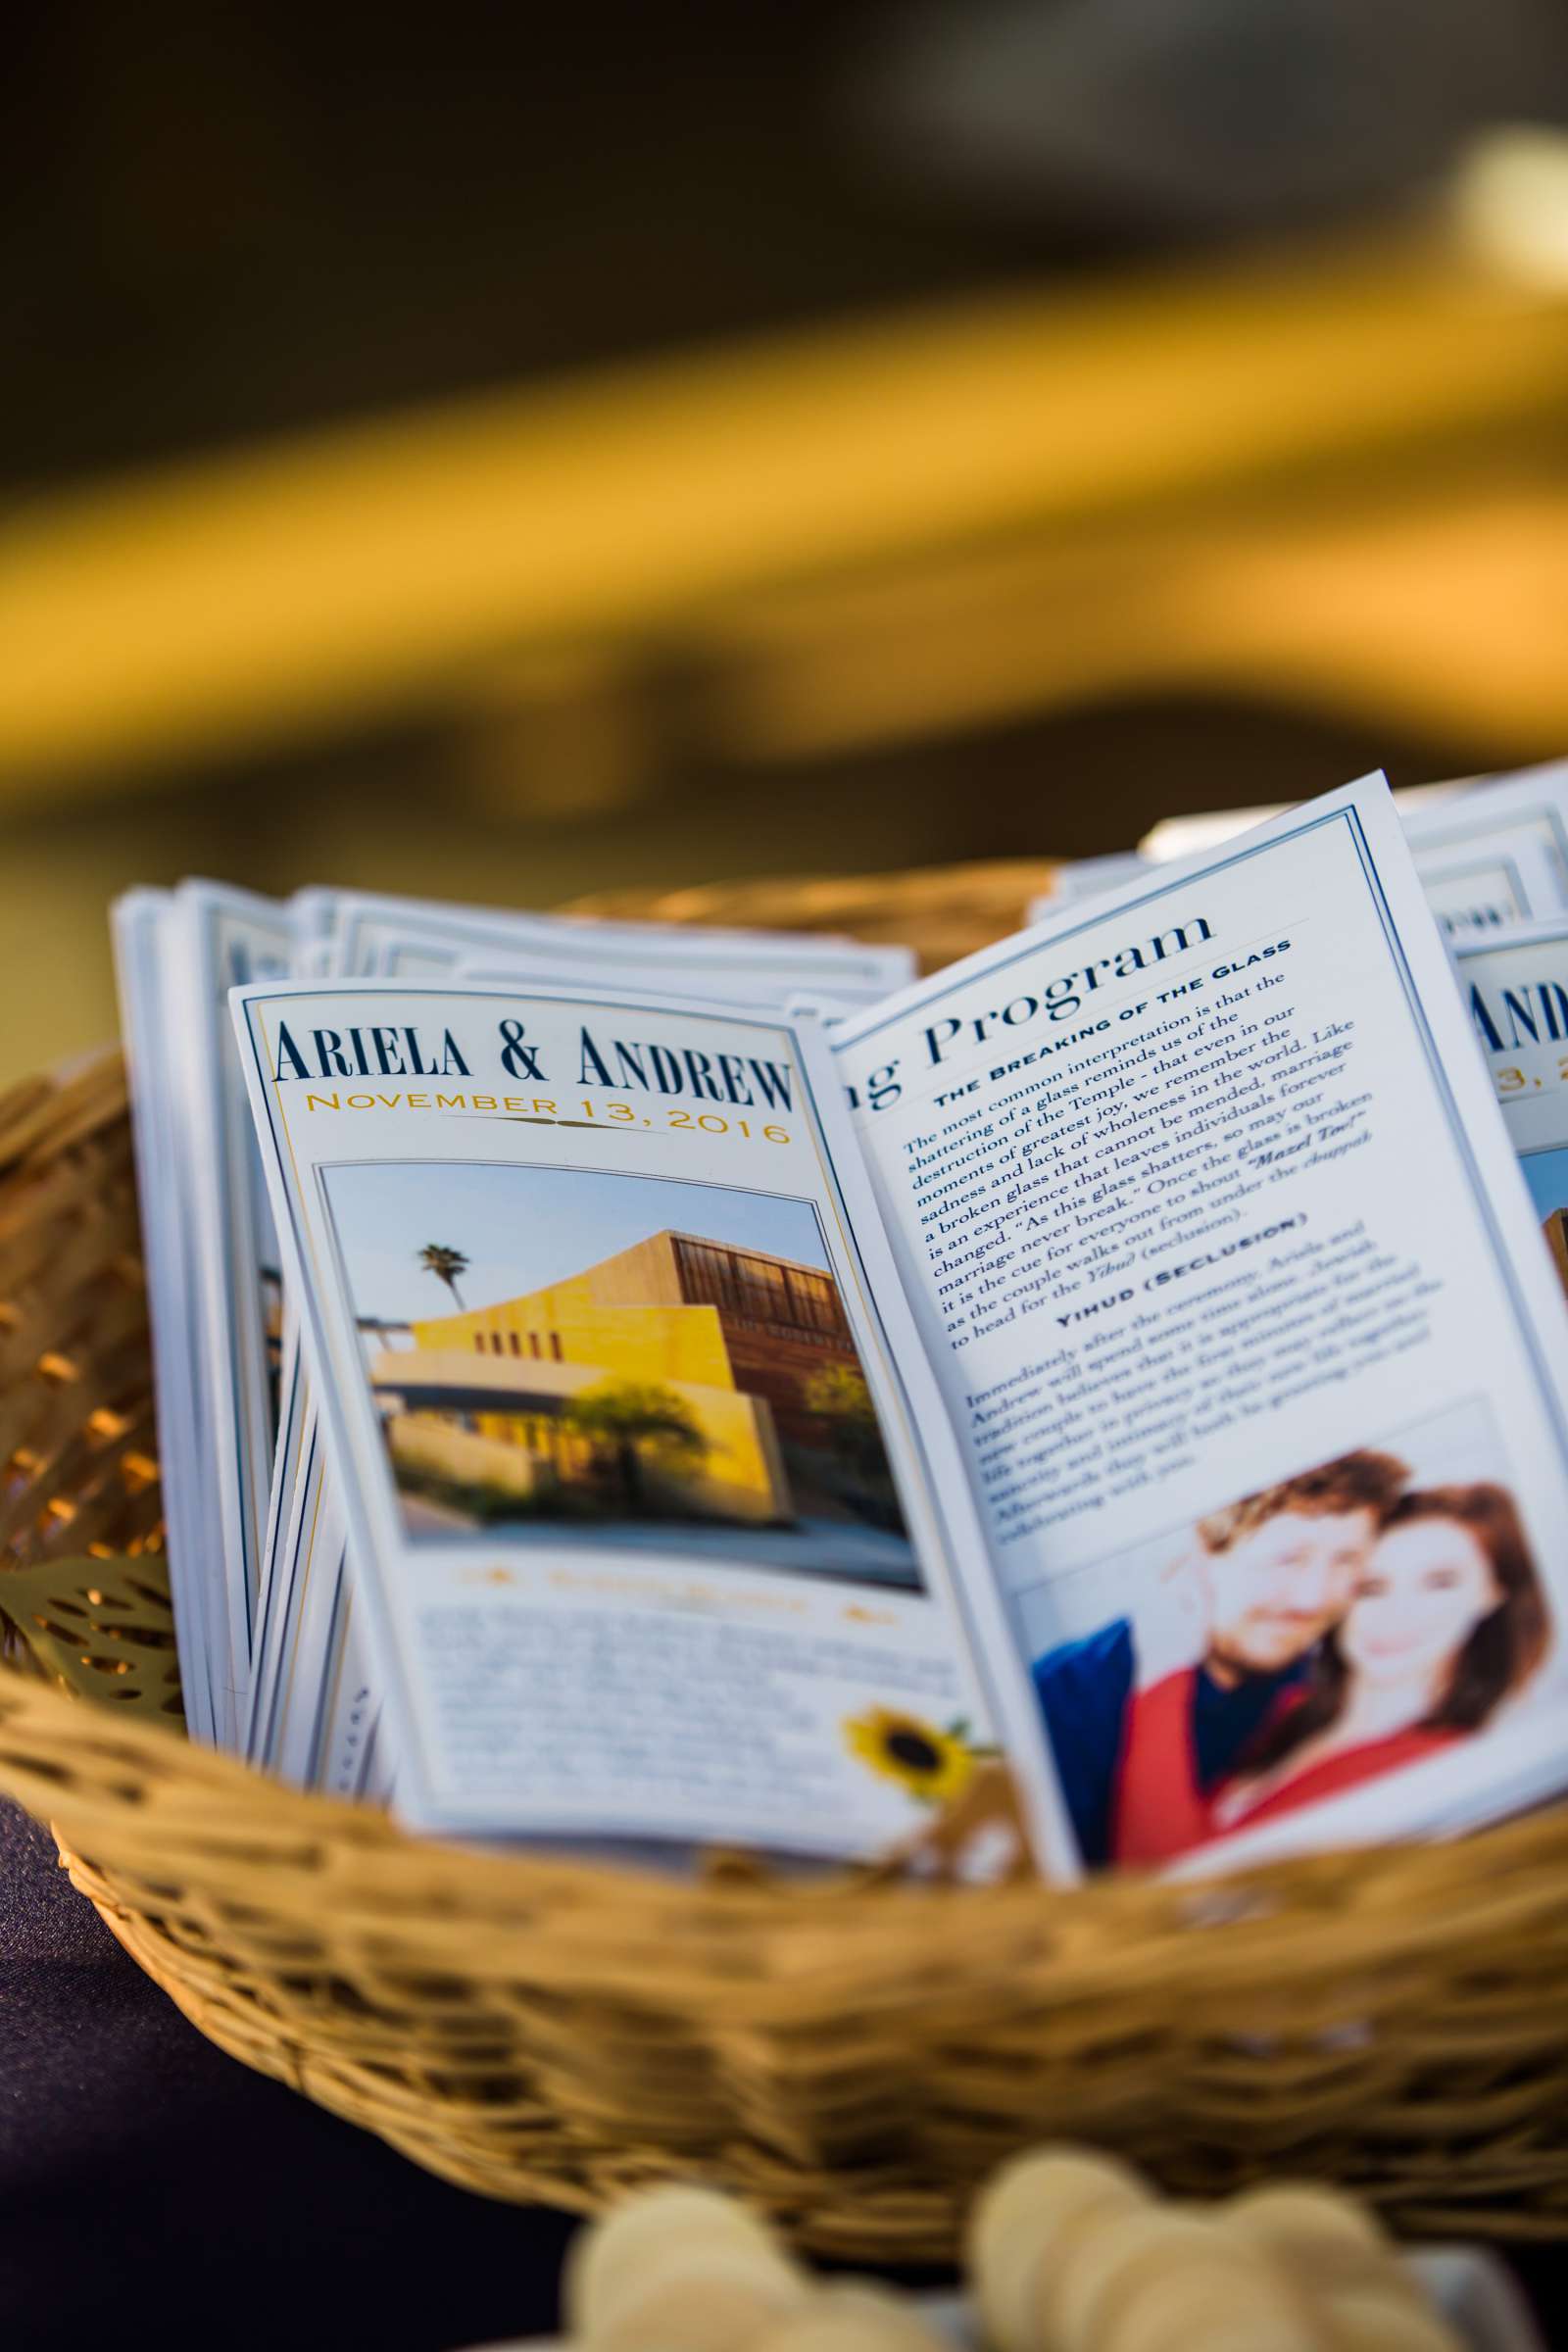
(114, 762), (1568, 1880)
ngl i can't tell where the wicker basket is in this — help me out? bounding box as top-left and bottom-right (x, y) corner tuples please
(4, 860), (1568, 2262)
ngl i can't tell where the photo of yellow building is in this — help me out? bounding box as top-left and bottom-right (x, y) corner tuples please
(328, 1162), (919, 1588)
(1544, 1209), (1568, 1298)
(1521, 1150), (1568, 1302)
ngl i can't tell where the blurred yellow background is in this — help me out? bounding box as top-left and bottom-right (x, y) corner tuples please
(9, 2), (1568, 1071)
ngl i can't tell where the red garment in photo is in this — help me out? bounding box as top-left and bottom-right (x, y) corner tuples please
(1110, 1667), (1208, 1865)
(1211, 1725), (1462, 1836)
(1110, 1668), (1462, 1864)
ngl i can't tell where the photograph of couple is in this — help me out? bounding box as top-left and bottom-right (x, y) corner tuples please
(1031, 1421), (1551, 1869)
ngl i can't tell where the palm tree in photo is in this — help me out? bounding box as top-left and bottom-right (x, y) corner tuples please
(417, 1242), (470, 1311)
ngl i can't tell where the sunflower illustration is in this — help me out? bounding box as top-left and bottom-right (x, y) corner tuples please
(844, 1707), (974, 1804)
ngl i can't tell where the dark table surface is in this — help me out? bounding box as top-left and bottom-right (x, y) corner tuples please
(0, 1801), (576, 2352)
(3, 1795), (1563, 2352)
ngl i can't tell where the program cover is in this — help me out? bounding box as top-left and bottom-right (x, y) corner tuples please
(230, 973), (1072, 1863)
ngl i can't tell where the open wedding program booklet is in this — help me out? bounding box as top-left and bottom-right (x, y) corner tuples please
(116, 768), (1568, 1879)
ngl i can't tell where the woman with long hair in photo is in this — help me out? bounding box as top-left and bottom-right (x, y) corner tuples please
(1112, 1484), (1548, 1863)
(1209, 1483), (1547, 1837)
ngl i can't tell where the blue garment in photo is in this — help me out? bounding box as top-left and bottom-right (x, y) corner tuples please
(1032, 1619), (1304, 1867)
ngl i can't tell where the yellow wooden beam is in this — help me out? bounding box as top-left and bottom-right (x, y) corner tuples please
(3, 224), (1566, 793)
(698, 461), (1568, 760)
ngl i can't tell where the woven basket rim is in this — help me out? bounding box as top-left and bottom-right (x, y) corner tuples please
(6, 1663), (1566, 1941)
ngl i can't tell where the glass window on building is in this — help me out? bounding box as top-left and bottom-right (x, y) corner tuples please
(782, 1264), (850, 1338)
(673, 1238), (849, 1339)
